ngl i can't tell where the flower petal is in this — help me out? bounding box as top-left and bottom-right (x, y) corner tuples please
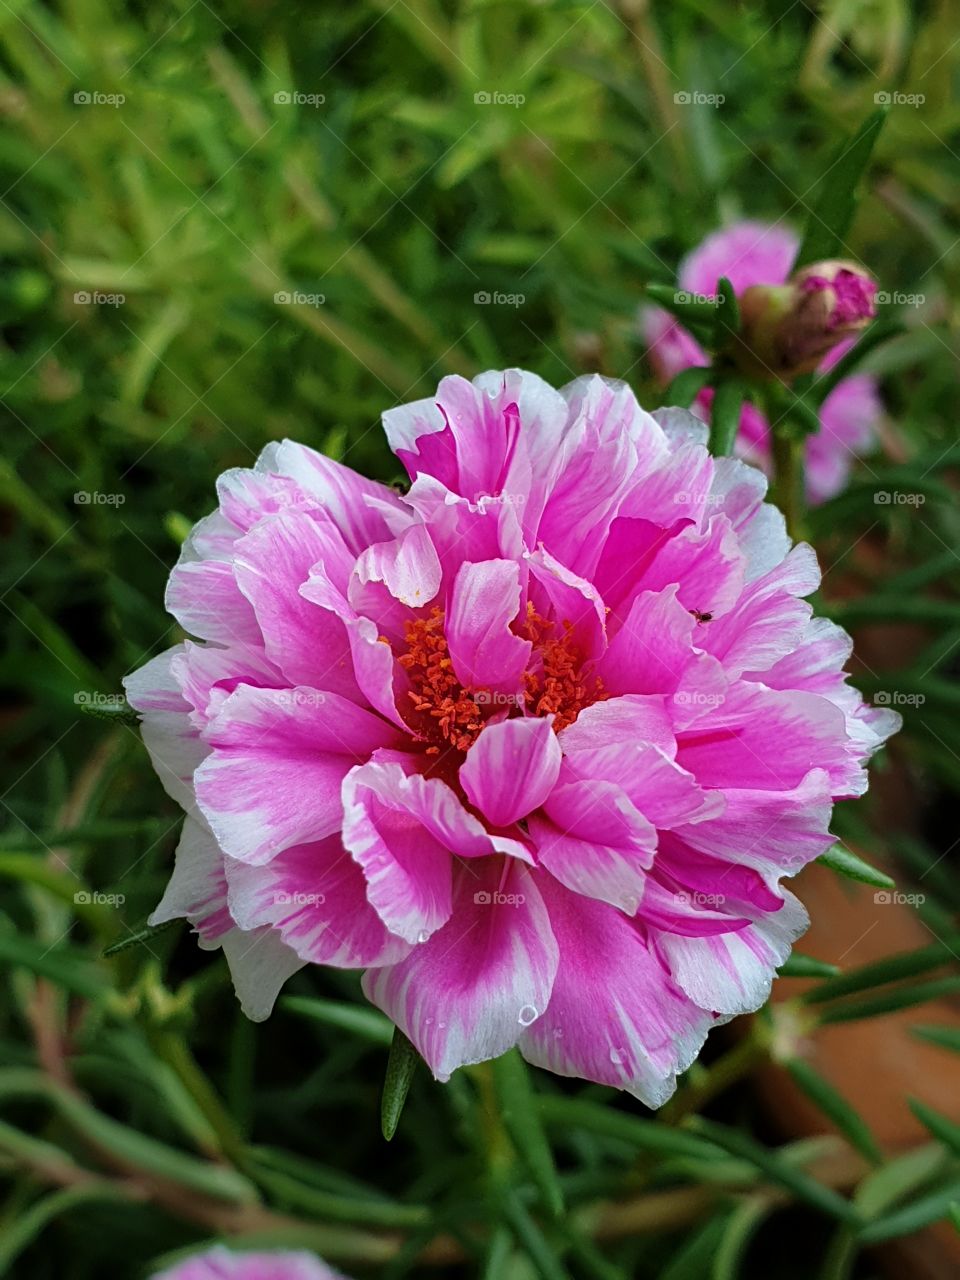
(446, 559), (531, 695)
(225, 834), (412, 967)
(518, 875), (715, 1106)
(195, 685), (396, 864)
(460, 717), (562, 826)
(363, 859), (558, 1081)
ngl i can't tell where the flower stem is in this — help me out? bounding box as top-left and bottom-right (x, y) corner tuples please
(772, 431), (807, 541)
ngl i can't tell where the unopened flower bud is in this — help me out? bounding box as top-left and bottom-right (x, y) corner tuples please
(737, 261), (877, 380)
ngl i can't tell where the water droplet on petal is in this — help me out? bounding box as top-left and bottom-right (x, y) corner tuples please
(517, 1004), (538, 1027)
(609, 1047), (624, 1066)
(417, 930), (430, 943)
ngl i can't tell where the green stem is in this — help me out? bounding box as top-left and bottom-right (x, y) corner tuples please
(772, 431), (807, 541)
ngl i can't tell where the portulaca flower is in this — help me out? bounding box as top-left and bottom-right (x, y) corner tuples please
(126, 370), (898, 1106)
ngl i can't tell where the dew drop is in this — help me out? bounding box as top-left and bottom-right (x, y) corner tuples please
(517, 1004), (539, 1027)
(609, 1047), (624, 1066)
(417, 930), (430, 943)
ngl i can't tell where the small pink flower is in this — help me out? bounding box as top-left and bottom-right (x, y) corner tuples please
(150, 1246), (348, 1280)
(643, 221), (883, 502)
(126, 371), (898, 1105)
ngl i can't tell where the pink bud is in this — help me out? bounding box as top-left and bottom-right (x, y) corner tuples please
(736, 260), (876, 379)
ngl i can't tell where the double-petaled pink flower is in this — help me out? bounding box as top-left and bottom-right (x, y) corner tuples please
(126, 370), (897, 1106)
(643, 221), (882, 502)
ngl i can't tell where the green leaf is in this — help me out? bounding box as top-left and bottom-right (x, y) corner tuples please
(537, 1096), (726, 1163)
(75, 693), (140, 724)
(102, 919), (181, 957)
(709, 378), (745, 456)
(283, 996), (394, 1046)
(858, 1177), (960, 1244)
(381, 1027), (419, 1141)
(665, 364), (711, 409)
(501, 1196), (568, 1280)
(817, 844), (895, 889)
(793, 108), (888, 268)
(807, 941), (957, 1004)
(687, 1119), (861, 1224)
(491, 1050), (564, 1219)
(0, 931), (106, 999)
(712, 275), (740, 349)
(713, 1194), (771, 1280)
(816, 976), (960, 1025)
(786, 1060), (881, 1163)
(909, 1099), (960, 1159)
(778, 953), (841, 979)
(912, 1025), (960, 1054)
(661, 1212), (732, 1280)
(647, 282), (719, 322)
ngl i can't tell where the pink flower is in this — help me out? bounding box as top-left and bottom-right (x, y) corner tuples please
(126, 371), (898, 1106)
(150, 1246), (347, 1280)
(643, 221), (883, 502)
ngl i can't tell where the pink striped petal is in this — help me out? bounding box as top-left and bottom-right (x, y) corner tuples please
(519, 876), (715, 1107)
(460, 717), (562, 827)
(195, 685), (397, 865)
(363, 859), (558, 1080)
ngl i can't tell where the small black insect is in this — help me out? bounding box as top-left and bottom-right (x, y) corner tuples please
(689, 608), (713, 624)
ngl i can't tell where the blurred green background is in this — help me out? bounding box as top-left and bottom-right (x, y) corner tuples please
(3, 1), (960, 1277)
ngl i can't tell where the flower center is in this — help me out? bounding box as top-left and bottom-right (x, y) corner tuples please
(397, 603), (606, 755)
